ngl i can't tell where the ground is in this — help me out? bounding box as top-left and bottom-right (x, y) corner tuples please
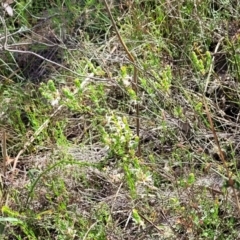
(0, 0), (240, 239)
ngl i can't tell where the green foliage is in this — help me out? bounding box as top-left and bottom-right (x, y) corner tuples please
(132, 209), (144, 228)
(2, 0), (240, 239)
(101, 112), (143, 197)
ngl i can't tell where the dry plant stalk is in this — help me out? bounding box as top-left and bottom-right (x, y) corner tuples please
(2, 131), (8, 175)
(103, 0), (141, 156)
(1, 131), (14, 175)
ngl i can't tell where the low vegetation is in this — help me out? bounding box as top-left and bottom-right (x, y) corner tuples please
(1, 0), (240, 239)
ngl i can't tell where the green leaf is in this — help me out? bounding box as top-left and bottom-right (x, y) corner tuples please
(0, 217), (23, 223)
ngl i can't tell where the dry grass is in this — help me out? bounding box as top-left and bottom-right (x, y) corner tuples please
(1, 0), (240, 239)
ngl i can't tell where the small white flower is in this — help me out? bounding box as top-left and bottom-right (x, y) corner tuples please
(122, 75), (131, 87)
(50, 90), (60, 107)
